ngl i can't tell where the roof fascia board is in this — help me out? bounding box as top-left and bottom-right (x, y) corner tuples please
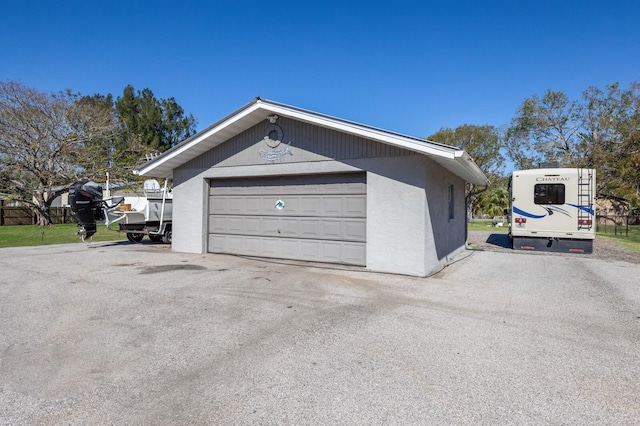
(135, 101), (264, 176)
(136, 98), (489, 185)
(258, 102), (456, 160)
(453, 150), (490, 186)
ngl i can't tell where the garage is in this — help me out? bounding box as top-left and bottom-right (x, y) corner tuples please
(208, 173), (366, 265)
(135, 98), (490, 277)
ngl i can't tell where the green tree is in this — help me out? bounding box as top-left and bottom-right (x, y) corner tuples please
(506, 82), (640, 210)
(485, 187), (510, 217)
(428, 124), (504, 176)
(77, 93), (149, 184)
(428, 124), (505, 218)
(0, 81), (118, 226)
(505, 90), (581, 170)
(114, 85), (197, 153)
(617, 82), (640, 207)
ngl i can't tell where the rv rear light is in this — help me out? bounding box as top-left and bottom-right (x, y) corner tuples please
(569, 249), (584, 253)
(578, 219), (592, 225)
(521, 246), (535, 250)
(515, 217), (526, 224)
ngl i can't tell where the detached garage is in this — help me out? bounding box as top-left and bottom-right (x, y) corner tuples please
(135, 98), (489, 277)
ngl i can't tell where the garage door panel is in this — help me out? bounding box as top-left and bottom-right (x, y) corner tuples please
(209, 195), (367, 218)
(209, 196), (227, 214)
(299, 197), (320, 215)
(209, 234), (366, 265)
(210, 174), (365, 196)
(280, 239), (299, 258)
(245, 217), (261, 234)
(343, 243), (367, 265)
(323, 197), (343, 215)
(209, 174), (366, 265)
(344, 196), (367, 216)
(225, 235), (244, 252)
(229, 217), (246, 233)
(209, 233), (224, 252)
(244, 198), (261, 214)
(209, 216), (224, 233)
(321, 241), (342, 262)
(299, 240), (321, 258)
(208, 216), (365, 242)
(227, 198), (244, 214)
(322, 219), (342, 239)
(280, 218), (300, 237)
(243, 237), (262, 255)
(262, 238), (280, 256)
(344, 220), (367, 241)
(299, 219), (319, 238)
(261, 217), (280, 235)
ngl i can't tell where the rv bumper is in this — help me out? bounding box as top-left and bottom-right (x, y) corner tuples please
(511, 236), (593, 254)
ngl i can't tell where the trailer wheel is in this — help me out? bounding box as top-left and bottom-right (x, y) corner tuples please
(127, 232), (144, 243)
(162, 228), (172, 244)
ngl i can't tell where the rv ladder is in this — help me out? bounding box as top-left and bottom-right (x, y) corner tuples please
(577, 169), (593, 230)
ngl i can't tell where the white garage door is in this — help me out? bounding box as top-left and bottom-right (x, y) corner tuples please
(208, 173), (366, 265)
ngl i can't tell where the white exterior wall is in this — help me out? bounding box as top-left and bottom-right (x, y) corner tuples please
(172, 167), (209, 254)
(365, 156), (429, 276)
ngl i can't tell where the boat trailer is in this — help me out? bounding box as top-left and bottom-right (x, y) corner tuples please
(69, 179), (172, 243)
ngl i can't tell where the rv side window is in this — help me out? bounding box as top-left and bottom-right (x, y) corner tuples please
(534, 184), (565, 204)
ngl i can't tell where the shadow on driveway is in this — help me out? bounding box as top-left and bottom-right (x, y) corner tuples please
(486, 233), (511, 249)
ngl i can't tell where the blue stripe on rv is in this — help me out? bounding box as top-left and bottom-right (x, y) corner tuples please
(567, 204), (595, 216)
(512, 206), (546, 219)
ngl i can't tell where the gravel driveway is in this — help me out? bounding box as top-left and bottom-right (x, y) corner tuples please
(1, 236), (639, 425)
(468, 230), (640, 264)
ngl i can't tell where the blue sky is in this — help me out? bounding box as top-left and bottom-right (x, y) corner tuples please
(1, 0), (638, 139)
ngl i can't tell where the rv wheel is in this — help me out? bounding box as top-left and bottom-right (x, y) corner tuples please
(127, 232), (144, 243)
(148, 234), (163, 242)
(162, 229), (172, 244)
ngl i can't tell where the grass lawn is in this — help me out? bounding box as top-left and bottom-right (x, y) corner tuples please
(597, 224), (640, 252)
(0, 223), (126, 248)
(467, 220), (509, 233)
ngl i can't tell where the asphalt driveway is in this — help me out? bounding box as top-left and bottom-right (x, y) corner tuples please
(1, 240), (639, 425)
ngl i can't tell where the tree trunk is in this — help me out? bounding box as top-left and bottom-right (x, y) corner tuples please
(34, 205), (52, 227)
(32, 190), (53, 227)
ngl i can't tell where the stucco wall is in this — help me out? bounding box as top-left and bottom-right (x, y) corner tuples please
(424, 161), (467, 265)
(363, 156), (429, 276)
(171, 118), (468, 276)
(172, 167), (209, 254)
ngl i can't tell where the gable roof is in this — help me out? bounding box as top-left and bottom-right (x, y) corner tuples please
(134, 98), (490, 186)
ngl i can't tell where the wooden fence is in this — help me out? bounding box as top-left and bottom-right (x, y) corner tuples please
(0, 204), (77, 226)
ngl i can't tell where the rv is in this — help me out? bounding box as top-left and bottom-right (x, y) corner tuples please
(509, 168), (596, 253)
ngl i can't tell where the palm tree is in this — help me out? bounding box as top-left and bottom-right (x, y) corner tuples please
(486, 188), (510, 217)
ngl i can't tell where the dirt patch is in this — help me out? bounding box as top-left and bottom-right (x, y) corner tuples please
(468, 230), (640, 264)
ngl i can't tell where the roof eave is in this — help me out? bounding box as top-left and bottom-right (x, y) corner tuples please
(135, 99), (266, 178)
(134, 98), (489, 186)
(452, 150), (491, 186)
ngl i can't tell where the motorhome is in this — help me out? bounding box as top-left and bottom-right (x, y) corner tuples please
(509, 168), (596, 253)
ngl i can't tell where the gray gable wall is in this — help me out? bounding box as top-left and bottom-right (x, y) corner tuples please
(177, 117), (416, 171)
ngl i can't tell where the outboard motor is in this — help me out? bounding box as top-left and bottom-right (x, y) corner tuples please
(69, 180), (104, 239)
